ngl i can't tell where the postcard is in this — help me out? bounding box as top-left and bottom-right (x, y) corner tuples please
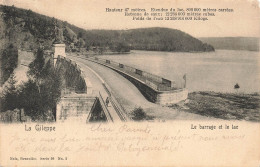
(0, 0), (259, 166)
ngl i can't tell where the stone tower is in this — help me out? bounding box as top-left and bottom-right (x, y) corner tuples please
(53, 21), (66, 65)
(53, 43), (66, 65)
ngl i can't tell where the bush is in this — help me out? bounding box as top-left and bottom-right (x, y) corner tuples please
(131, 107), (154, 121)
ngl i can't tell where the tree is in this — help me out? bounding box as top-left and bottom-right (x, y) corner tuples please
(1, 73), (19, 111)
(1, 44), (18, 84)
(78, 32), (83, 39)
(77, 38), (85, 48)
(18, 79), (43, 120)
(19, 48), (62, 121)
(27, 48), (45, 93)
(39, 60), (62, 120)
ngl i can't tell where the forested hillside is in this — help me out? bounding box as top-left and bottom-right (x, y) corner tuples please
(78, 28), (215, 52)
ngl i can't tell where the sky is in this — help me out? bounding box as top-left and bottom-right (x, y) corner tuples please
(0, 0), (259, 37)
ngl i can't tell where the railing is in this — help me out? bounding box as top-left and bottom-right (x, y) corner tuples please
(98, 91), (113, 122)
(102, 83), (130, 121)
(91, 57), (185, 91)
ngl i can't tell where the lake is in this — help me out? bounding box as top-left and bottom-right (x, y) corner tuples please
(100, 50), (260, 93)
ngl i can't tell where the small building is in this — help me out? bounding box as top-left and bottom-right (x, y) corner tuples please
(53, 42), (66, 57)
(52, 40), (66, 65)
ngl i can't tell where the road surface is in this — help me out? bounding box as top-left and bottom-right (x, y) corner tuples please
(68, 55), (123, 122)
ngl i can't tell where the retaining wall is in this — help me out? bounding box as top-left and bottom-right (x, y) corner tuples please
(56, 94), (96, 123)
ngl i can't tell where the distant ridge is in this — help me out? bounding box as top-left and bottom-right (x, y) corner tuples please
(199, 37), (259, 51)
(80, 27), (215, 52)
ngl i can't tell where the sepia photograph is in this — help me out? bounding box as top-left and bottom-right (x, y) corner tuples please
(0, 0), (259, 166)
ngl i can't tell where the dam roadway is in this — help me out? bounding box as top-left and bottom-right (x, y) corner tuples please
(68, 54), (213, 121)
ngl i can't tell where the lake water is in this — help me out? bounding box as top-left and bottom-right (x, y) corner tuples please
(100, 50), (260, 93)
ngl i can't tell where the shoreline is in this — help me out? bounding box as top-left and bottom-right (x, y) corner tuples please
(170, 91), (260, 122)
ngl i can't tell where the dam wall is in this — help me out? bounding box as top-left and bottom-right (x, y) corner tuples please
(45, 53), (95, 122)
(89, 57), (188, 105)
(55, 55), (93, 94)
